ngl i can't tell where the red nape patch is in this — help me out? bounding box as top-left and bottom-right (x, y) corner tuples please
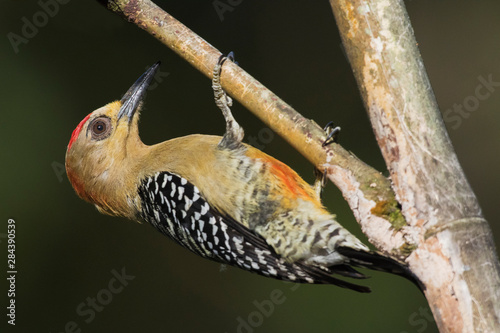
(68, 113), (92, 150)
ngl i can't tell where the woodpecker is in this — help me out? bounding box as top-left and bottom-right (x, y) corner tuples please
(66, 55), (418, 293)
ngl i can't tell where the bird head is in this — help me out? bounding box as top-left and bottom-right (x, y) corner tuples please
(65, 62), (160, 216)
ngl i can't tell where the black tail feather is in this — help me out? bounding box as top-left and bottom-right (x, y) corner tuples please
(336, 246), (425, 292)
(296, 263), (372, 293)
(329, 264), (369, 279)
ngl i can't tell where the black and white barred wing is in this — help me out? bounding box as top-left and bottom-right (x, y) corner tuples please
(138, 171), (370, 292)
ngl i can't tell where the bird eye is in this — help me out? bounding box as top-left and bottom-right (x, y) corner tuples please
(94, 121), (105, 133)
(89, 117), (112, 140)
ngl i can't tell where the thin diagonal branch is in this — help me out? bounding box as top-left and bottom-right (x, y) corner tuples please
(97, 0), (414, 258)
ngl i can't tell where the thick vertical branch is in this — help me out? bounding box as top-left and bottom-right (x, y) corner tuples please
(329, 0), (500, 332)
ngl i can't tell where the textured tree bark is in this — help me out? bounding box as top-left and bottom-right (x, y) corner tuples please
(329, 0), (500, 332)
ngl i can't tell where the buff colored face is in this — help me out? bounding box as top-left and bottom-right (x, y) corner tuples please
(65, 101), (141, 211)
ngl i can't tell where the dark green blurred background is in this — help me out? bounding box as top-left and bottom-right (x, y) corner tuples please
(2, 1), (499, 332)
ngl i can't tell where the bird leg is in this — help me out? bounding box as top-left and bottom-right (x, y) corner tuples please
(212, 52), (244, 149)
(313, 122), (341, 198)
(313, 168), (328, 199)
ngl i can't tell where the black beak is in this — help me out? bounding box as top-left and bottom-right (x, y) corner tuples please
(117, 61), (161, 121)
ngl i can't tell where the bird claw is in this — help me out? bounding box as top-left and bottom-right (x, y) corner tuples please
(218, 51), (237, 66)
(322, 121), (341, 147)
